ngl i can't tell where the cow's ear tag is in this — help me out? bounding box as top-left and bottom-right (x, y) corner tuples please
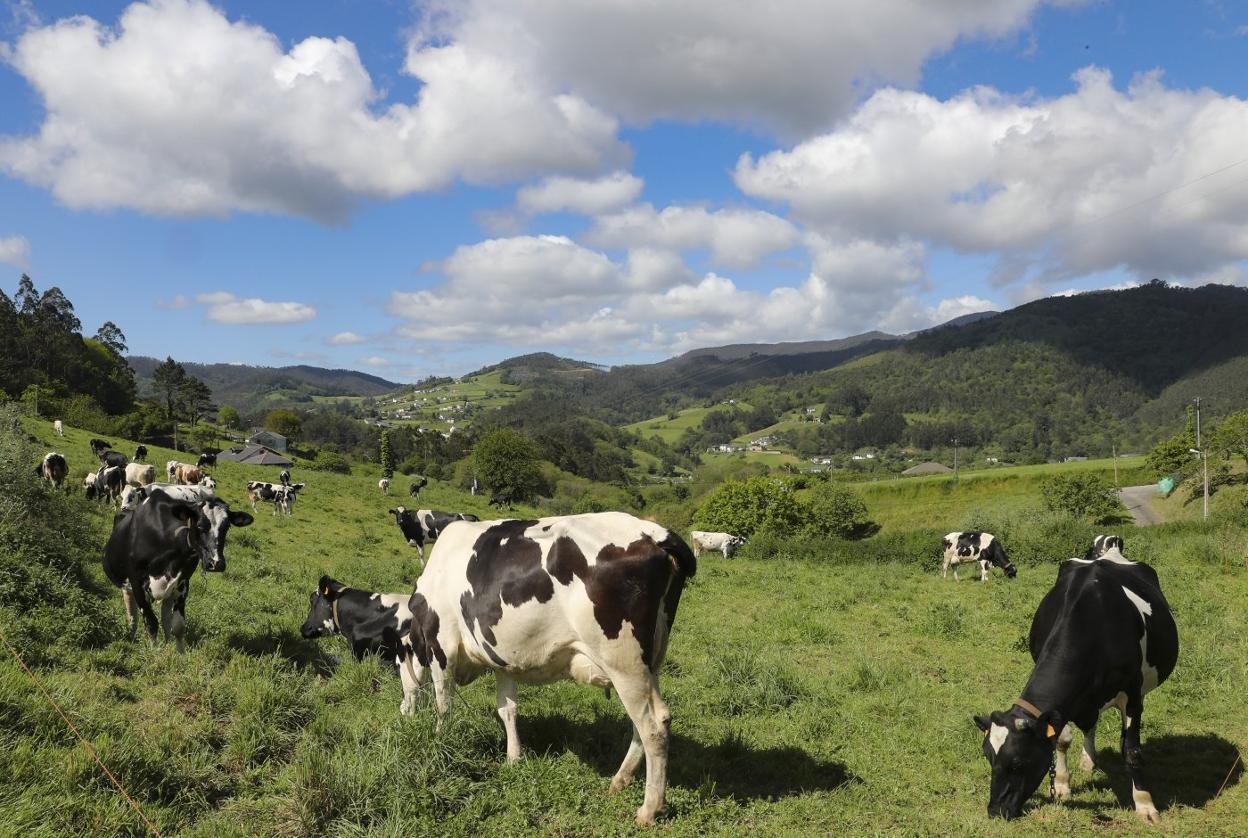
(321, 585), (333, 598)
(1045, 724), (1057, 739)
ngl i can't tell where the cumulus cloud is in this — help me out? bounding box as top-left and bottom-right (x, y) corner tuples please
(878, 294), (1000, 333)
(0, 234), (30, 269)
(736, 67), (1248, 288)
(0, 0), (624, 221)
(194, 291), (316, 324)
(325, 331), (367, 345)
(516, 171), (643, 217)
(586, 203), (800, 270)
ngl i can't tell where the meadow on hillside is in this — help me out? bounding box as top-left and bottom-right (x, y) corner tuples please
(2, 410), (1245, 836)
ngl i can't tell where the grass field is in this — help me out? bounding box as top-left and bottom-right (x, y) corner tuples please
(3, 418), (1245, 836)
(625, 404), (752, 445)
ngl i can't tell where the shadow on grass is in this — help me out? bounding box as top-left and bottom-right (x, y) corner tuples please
(520, 713), (857, 801)
(1056, 733), (1241, 816)
(224, 627), (337, 676)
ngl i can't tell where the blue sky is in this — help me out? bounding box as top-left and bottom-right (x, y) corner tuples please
(2, 0), (1247, 381)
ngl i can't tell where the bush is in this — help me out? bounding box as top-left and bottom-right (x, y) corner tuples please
(693, 476), (803, 538)
(802, 482), (878, 540)
(1039, 473), (1122, 522)
(473, 428), (544, 501)
(308, 451), (352, 474)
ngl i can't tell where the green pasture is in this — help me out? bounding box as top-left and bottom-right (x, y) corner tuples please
(625, 404), (752, 445)
(2, 418), (1245, 836)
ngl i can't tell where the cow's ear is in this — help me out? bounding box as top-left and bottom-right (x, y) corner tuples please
(319, 576), (343, 599)
(168, 502), (200, 525)
(973, 714), (992, 732)
(228, 510), (254, 528)
(387, 508), (398, 516)
(1036, 710), (1063, 741)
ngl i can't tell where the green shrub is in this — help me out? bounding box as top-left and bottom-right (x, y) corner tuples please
(308, 451), (352, 474)
(694, 476), (803, 538)
(1039, 473), (1122, 522)
(802, 482), (878, 539)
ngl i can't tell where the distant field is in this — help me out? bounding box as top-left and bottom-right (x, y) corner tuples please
(380, 370), (522, 429)
(702, 449), (807, 469)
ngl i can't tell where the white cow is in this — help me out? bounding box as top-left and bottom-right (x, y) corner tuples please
(121, 482), (217, 512)
(689, 530), (746, 559)
(379, 477), (391, 494)
(53, 419), (64, 437)
(124, 463), (157, 488)
(402, 512), (696, 825)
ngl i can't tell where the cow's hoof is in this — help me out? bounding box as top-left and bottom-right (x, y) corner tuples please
(634, 808), (657, 826)
(1136, 806), (1161, 824)
(609, 775), (631, 793)
(1053, 780), (1071, 800)
(1079, 752), (1096, 772)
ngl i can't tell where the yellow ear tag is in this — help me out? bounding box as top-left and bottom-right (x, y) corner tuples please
(1045, 724), (1057, 738)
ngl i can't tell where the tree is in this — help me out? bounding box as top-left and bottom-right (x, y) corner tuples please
(823, 383), (871, 419)
(1146, 433), (1195, 479)
(473, 428), (544, 501)
(265, 409), (303, 443)
(179, 377), (215, 426)
(152, 357), (187, 422)
(379, 429), (394, 480)
(1040, 473), (1121, 522)
(94, 321), (127, 357)
(694, 477), (803, 538)
(218, 405), (242, 431)
(802, 482), (878, 540)
(1212, 410), (1248, 469)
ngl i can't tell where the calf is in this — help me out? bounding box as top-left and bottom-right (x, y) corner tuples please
(103, 488), (253, 652)
(689, 530), (745, 559)
(100, 450), (129, 469)
(942, 531), (1016, 581)
(174, 464), (203, 486)
(403, 512), (696, 824)
(1085, 534), (1125, 560)
(35, 452), (68, 489)
(301, 577), (416, 707)
(53, 419), (64, 437)
(379, 477), (391, 494)
(409, 476), (428, 498)
(124, 463), (156, 487)
(197, 452), (217, 468)
(89, 438), (113, 456)
(387, 506), (480, 561)
(489, 490), (513, 509)
(134, 445), (148, 462)
(975, 548), (1178, 822)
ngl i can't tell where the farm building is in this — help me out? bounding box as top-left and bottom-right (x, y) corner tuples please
(217, 444), (293, 467)
(901, 461), (954, 477)
(246, 429), (287, 451)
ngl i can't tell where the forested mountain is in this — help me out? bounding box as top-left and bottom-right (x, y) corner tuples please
(128, 357), (400, 411)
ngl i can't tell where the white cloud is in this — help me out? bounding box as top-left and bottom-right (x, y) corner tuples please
(736, 67), (1248, 288)
(0, 234), (30, 269)
(516, 171), (643, 217)
(194, 291), (316, 325)
(156, 293), (190, 310)
(359, 356), (391, 367)
(326, 330), (367, 345)
(586, 203), (799, 269)
(0, 0), (624, 221)
(879, 294), (1000, 333)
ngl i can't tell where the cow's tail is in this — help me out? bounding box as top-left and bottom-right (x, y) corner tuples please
(651, 532), (697, 673)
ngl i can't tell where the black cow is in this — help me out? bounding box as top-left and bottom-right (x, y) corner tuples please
(975, 549), (1178, 822)
(102, 488), (253, 652)
(197, 452), (217, 468)
(301, 576), (417, 710)
(134, 445), (148, 462)
(86, 465), (125, 502)
(408, 476), (428, 498)
(35, 452), (68, 489)
(387, 506), (480, 561)
(99, 449), (129, 469)
(89, 438), (113, 456)
(942, 531), (1016, 581)
(489, 490), (514, 509)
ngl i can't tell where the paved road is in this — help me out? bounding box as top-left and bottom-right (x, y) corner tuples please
(1118, 485), (1161, 527)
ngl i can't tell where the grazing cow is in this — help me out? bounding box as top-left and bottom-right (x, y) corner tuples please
(387, 506), (480, 561)
(409, 476), (429, 498)
(103, 488), (254, 652)
(301, 577), (416, 703)
(275, 483), (304, 516)
(942, 531), (1017, 581)
(197, 452), (217, 468)
(89, 438), (113, 456)
(247, 480), (300, 514)
(124, 463), (156, 488)
(379, 477), (391, 495)
(100, 450), (129, 469)
(489, 490), (513, 509)
(174, 464), (203, 486)
(279, 469), (291, 486)
(134, 445), (148, 462)
(85, 465), (125, 503)
(689, 530), (745, 559)
(403, 512), (695, 824)
(121, 483), (216, 513)
(53, 420), (63, 437)
(35, 452), (68, 489)
(1085, 534), (1125, 560)
(975, 547), (1178, 822)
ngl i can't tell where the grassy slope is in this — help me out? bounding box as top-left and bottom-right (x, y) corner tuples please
(625, 404), (753, 445)
(3, 421), (1245, 836)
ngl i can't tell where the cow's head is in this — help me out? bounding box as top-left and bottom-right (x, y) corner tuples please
(178, 498), (254, 572)
(388, 506), (421, 544)
(301, 576), (345, 638)
(1084, 534), (1124, 560)
(986, 539), (1016, 578)
(974, 707), (1061, 820)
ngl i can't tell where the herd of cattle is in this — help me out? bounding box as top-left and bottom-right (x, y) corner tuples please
(33, 426), (1179, 825)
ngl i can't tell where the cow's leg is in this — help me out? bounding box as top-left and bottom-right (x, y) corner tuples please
(610, 728), (646, 794)
(952, 560), (960, 581)
(611, 670), (671, 825)
(430, 661), (455, 731)
(495, 674), (522, 763)
(1119, 690), (1159, 823)
(129, 577), (159, 643)
(980, 560), (990, 582)
(941, 554), (949, 578)
(1053, 723), (1075, 799)
(121, 585), (139, 641)
(165, 580), (189, 653)
(397, 649), (425, 715)
(1080, 721), (1098, 772)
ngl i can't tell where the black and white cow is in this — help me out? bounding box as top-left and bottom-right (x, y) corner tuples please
(134, 445), (148, 462)
(489, 490), (513, 509)
(278, 469), (291, 486)
(942, 531), (1017, 581)
(99, 449), (129, 469)
(379, 477), (391, 495)
(974, 547), (1178, 822)
(35, 452), (68, 489)
(1085, 534), (1124, 560)
(403, 512), (696, 825)
(120, 482), (215, 512)
(197, 452), (217, 468)
(85, 465), (125, 502)
(89, 438), (113, 457)
(301, 577), (416, 709)
(275, 483), (304, 515)
(409, 476), (428, 498)
(247, 480), (285, 512)
(102, 487), (254, 652)
(387, 506), (480, 561)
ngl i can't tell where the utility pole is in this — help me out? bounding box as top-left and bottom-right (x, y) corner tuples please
(953, 436), (959, 482)
(1112, 443), (1118, 489)
(1195, 397), (1209, 521)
